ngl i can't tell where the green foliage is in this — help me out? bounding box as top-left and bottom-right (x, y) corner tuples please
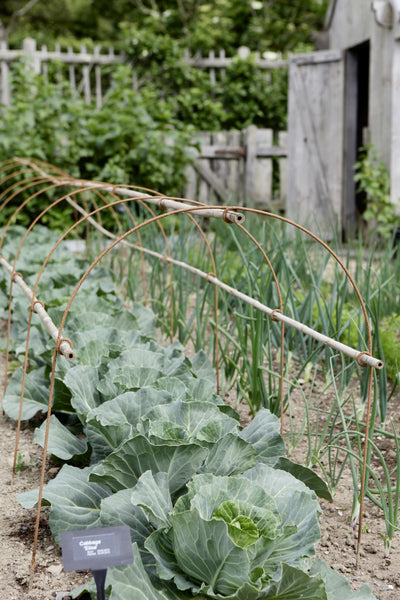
(354, 145), (400, 241)
(0, 52), (288, 233)
(14, 452), (37, 474)
(215, 57), (287, 130)
(135, 468), (324, 598)
(0, 63), (194, 227)
(3, 0), (329, 54)
(80, 66), (194, 193)
(123, 26), (288, 131)
(1, 0), (322, 147)
(378, 314), (400, 381)
(1, 0), (99, 45)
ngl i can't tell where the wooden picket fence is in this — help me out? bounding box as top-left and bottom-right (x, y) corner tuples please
(0, 38), (288, 210)
(185, 127), (287, 210)
(0, 38), (124, 107)
(0, 38), (287, 107)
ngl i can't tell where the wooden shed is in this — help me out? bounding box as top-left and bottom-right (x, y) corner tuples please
(287, 0), (400, 238)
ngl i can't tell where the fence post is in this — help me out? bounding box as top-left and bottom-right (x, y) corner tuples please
(0, 40), (10, 105)
(94, 45), (102, 108)
(278, 131), (288, 210)
(245, 125), (273, 209)
(209, 50), (216, 84)
(80, 44), (91, 103)
(67, 46), (76, 91)
(22, 37), (41, 74)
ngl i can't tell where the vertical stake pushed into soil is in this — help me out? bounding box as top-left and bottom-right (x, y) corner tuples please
(356, 364), (375, 567)
(93, 569), (107, 600)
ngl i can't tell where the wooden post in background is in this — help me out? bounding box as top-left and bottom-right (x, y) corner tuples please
(391, 38), (400, 212)
(0, 40), (10, 105)
(245, 126), (273, 209)
(278, 131), (288, 210)
(80, 44), (91, 103)
(22, 37), (40, 74)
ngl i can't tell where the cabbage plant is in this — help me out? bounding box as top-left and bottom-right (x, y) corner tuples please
(69, 465), (377, 600)
(136, 466), (322, 598)
(4, 226), (377, 600)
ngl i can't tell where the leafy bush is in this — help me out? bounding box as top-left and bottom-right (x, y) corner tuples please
(124, 26), (288, 131)
(5, 0), (328, 55)
(354, 145), (399, 242)
(0, 62), (194, 227)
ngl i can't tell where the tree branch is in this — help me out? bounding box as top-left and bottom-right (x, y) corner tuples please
(15, 0), (42, 18)
(0, 0), (42, 41)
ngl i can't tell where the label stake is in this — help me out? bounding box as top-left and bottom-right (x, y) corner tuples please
(60, 525), (133, 600)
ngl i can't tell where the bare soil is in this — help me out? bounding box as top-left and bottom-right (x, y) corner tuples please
(1, 350), (400, 599)
(0, 345), (92, 599)
(226, 377), (400, 600)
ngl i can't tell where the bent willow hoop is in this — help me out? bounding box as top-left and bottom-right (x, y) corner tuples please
(0, 158), (384, 579)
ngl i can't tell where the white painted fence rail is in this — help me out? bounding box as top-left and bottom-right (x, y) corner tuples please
(0, 37), (124, 107)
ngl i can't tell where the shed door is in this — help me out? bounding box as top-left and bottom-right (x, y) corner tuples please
(287, 50), (344, 239)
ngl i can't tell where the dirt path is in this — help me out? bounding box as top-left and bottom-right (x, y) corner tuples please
(0, 415), (92, 599)
(283, 390), (400, 600)
(0, 344), (91, 599)
(315, 472), (400, 598)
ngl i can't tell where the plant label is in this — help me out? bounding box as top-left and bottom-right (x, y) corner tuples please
(60, 525), (133, 571)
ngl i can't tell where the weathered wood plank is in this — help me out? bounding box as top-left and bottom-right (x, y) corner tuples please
(245, 126), (273, 208)
(22, 37), (41, 74)
(198, 132), (212, 204)
(194, 160), (231, 205)
(390, 39), (400, 211)
(212, 131), (229, 202)
(290, 49), (342, 65)
(278, 131), (288, 209)
(185, 128), (287, 207)
(80, 45), (91, 104)
(227, 130), (242, 200)
(0, 41), (10, 105)
(187, 56), (287, 69)
(256, 145), (288, 158)
(290, 63), (330, 206)
(342, 49), (358, 234)
(94, 47), (102, 108)
(184, 164), (197, 201)
(287, 50), (344, 238)
(199, 145), (286, 159)
(199, 145), (245, 159)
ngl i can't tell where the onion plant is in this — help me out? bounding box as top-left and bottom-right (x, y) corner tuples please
(104, 204), (400, 556)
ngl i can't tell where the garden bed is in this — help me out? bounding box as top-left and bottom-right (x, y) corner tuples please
(1, 166), (399, 599)
(1, 357), (400, 599)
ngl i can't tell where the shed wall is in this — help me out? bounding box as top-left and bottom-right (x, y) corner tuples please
(390, 39), (400, 207)
(328, 0), (393, 169)
(287, 52), (344, 238)
(369, 26), (393, 167)
(328, 0), (372, 49)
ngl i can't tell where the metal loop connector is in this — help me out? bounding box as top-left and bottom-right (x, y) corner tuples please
(32, 299), (45, 314)
(270, 308), (283, 322)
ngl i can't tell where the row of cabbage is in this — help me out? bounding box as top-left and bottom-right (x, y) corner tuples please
(0, 226), (376, 600)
